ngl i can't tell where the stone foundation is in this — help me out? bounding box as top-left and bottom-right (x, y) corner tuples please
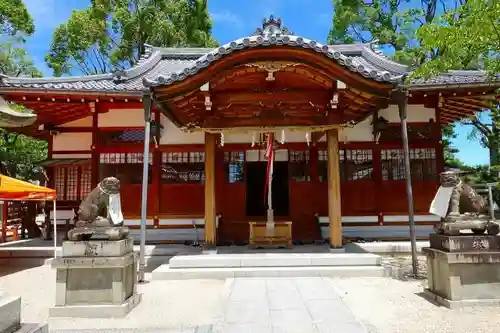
(424, 233), (500, 308)
(0, 295), (48, 333)
(50, 237), (141, 318)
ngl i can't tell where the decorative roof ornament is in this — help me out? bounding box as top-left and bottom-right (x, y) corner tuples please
(369, 39), (383, 55)
(112, 70), (127, 84)
(253, 15), (293, 37)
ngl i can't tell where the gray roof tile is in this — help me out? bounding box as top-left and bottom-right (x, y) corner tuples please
(0, 16), (496, 94)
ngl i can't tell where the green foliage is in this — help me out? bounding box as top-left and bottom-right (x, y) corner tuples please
(328, 0), (466, 67)
(0, 39), (41, 78)
(329, 0), (467, 163)
(0, 1), (46, 179)
(46, 0), (218, 76)
(414, 0), (500, 78)
(0, 132), (47, 179)
(0, 0), (34, 38)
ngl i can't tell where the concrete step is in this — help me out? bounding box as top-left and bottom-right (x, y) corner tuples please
(152, 264), (388, 280)
(169, 253), (381, 269)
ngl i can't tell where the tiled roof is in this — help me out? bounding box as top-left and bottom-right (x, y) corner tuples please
(0, 15), (496, 93)
(407, 70), (500, 89)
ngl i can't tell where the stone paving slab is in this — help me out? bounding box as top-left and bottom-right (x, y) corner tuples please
(212, 277), (369, 333)
(51, 328), (211, 333)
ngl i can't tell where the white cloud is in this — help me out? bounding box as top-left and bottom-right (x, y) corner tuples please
(211, 10), (245, 30)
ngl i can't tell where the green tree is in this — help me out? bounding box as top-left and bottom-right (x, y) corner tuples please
(329, 0), (468, 162)
(415, 0), (500, 78)
(0, 0), (34, 38)
(0, 1), (46, 179)
(46, 0), (218, 76)
(415, 0), (500, 165)
(0, 42), (47, 179)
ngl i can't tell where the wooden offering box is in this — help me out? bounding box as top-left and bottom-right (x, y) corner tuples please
(248, 221), (292, 248)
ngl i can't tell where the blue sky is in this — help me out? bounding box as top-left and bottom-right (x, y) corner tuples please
(21, 0), (488, 165)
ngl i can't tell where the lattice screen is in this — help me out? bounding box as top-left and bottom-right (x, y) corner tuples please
(289, 150), (310, 163)
(80, 165), (92, 198)
(66, 167), (78, 201)
(55, 168), (66, 200)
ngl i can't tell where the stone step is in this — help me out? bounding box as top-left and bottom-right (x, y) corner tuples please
(169, 253), (381, 269)
(152, 264), (388, 280)
(15, 323), (48, 333)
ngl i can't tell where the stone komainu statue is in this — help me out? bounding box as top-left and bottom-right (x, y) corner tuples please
(440, 171), (489, 218)
(430, 171), (499, 235)
(67, 177), (130, 241)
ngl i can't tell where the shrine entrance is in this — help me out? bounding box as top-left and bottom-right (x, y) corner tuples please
(246, 161), (289, 218)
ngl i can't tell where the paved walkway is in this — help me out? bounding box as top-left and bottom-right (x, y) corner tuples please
(212, 277), (368, 333)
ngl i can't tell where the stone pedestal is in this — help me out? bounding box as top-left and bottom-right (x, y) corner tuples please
(0, 294), (48, 333)
(50, 237), (141, 318)
(424, 233), (500, 308)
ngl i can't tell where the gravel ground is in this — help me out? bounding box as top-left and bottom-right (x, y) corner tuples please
(3, 258), (500, 333)
(381, 254), (428, 281)
(331, 277), (500, 333)
(0, 264), (224, 331)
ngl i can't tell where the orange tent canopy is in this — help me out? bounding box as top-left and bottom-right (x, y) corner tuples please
(0, 174), (56, 201)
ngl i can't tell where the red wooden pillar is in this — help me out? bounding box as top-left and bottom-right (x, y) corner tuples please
(372, 144), (383, 225)
(310, 144), (319, 182)
(47, 135), (54, 189)
(152, 107), (161, 227)
(91, 102), (99, 187)
(1, 201), (7, 242)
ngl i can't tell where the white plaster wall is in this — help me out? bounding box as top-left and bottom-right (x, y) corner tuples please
(342, 104), (436, 142)
(59, 116), (92, 127)
(379, 105), (435, 123)
(52, 153), (91, 159)
(52, 133), (92, 151)
(160, 114), (204, 144)
(156, 104), (436, 145)
(223, 130), (311, 144)
(99, 108), (144, 127)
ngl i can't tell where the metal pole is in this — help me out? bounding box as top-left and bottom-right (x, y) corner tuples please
(138, 94), (152, 283)
(398, 89), (418, 277)
(53, 200), (57, 258)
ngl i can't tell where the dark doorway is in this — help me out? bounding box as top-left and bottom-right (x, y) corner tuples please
(246, 161), (289, 217)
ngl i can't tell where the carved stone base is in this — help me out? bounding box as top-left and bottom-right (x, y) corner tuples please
(67, 226), (130, 241)
(434, 219), (500, 236)
(429, 233), (500, 252)
(50, 239), (140, 318)
(423, 246), (500, 308)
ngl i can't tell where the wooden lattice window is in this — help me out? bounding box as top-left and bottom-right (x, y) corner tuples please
(318, 150), (328, 161)
(54, 165), (91, 201)
(318, 149), (373, 181)
(289, 150), (310, 182)
(66, 167), (78, 201)
(100, 153), (152, 184)
(161, 151), (204, 184)
(55, 168), (66, 200)
(381, 148), (437, 180)
(163, 152), (189, 163)
(224, 151), (244, 183)
(80, 165), (92, 198)
(342, 149), (373, 181)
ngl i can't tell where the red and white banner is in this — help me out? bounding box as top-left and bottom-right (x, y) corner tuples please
(264, 132), (274, 205)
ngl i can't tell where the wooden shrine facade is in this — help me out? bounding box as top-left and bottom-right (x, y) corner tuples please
(0, 16), (499, 245)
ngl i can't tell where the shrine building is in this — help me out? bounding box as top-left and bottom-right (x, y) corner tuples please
(1, 17), (498, 246)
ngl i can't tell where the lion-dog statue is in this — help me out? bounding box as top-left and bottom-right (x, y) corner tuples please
(430, 170), (499, 235)
(67, 177), (130, 241)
